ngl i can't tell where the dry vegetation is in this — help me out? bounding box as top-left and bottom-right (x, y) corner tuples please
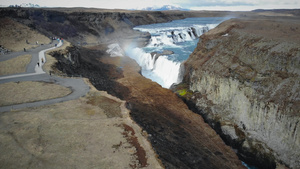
(0, 54), (31, 76)
(0, 79), (162, 169)
(43, 40), (71, 75)
(0, 11), (162, 168)
(0, 17), (51, 52)
(0, 81), (72, 106)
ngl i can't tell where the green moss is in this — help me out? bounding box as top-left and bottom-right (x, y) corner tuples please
(178, 89), (188, 96)
(176, 89), (193, 98)
(173, 83), (193, 98)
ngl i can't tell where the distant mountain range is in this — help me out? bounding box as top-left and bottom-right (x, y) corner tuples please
(141, 5), (190, 11)
(8, 3), (40, 8)
(5, 3), (190, 11)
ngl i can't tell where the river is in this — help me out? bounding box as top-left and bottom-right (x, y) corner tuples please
(125, 17), (259, 169)
(125, 17), (229, 88)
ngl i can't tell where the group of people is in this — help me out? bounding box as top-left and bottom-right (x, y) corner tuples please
(37, 58), (44, 67)
(24, 36), (62, 76)
(50, 37), (63, 44)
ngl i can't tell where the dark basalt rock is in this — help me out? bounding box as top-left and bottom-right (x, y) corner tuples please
(151, 50), (174, 61)
(51, 46), (129, 99)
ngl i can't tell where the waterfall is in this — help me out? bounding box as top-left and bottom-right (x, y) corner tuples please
(127, 47), (182, 88)
(124, 17), (227, 88)
(146, 26), (209, 48)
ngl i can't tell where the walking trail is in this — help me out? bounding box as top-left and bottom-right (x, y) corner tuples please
(0, 41), (90, 112)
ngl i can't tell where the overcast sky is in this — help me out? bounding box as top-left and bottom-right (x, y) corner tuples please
(0, 0), (299, 11)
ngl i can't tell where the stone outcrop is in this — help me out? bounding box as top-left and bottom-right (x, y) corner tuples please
(178, 17), (300, 168)
(151, 50), (174, 61)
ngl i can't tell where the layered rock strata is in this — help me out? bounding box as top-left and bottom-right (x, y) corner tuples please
(179, 17), (300, 168)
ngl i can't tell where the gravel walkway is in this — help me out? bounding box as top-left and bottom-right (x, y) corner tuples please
(0, 41), (90, 112)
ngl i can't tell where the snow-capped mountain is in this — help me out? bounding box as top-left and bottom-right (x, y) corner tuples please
(9, 3), (40, 8)
(20, 3), (40, 7)
(141, 5), (189, 11)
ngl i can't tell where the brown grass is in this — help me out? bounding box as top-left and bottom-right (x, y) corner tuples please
(0, 17), (51, 51)
(0, 54), (31, 76)
(0, 78), (162, 168)
(86, 93), (122, 118)
(122, 123), (148, 168)
(0, 81), (72, 106)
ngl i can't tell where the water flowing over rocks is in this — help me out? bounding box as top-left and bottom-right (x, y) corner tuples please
(128, 18), (222, 88)
(176, 17), (300, 169)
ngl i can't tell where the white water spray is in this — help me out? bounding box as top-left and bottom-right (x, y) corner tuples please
(125, 17), (226, 88)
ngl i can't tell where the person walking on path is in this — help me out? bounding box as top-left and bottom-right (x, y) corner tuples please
(37, 62), (39, 67)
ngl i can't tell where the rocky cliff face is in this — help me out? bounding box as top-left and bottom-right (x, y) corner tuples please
(179, 17), (300, 168)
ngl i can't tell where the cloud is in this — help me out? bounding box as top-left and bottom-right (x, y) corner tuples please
(173, 0), (252, 7)
(0, 0), (299, 10)
(174, 0), (300, 10)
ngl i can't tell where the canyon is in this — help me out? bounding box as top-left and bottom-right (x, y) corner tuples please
(176, 16), (300, 168)
(1, 7), (299, 169)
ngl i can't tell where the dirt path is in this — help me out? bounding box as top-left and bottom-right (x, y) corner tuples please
(0, 41), (89, 112)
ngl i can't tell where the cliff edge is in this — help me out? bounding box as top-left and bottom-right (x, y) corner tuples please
(179, 16), (300, 168)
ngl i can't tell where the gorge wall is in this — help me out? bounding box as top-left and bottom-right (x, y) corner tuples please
(178, 17), (300, 168)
